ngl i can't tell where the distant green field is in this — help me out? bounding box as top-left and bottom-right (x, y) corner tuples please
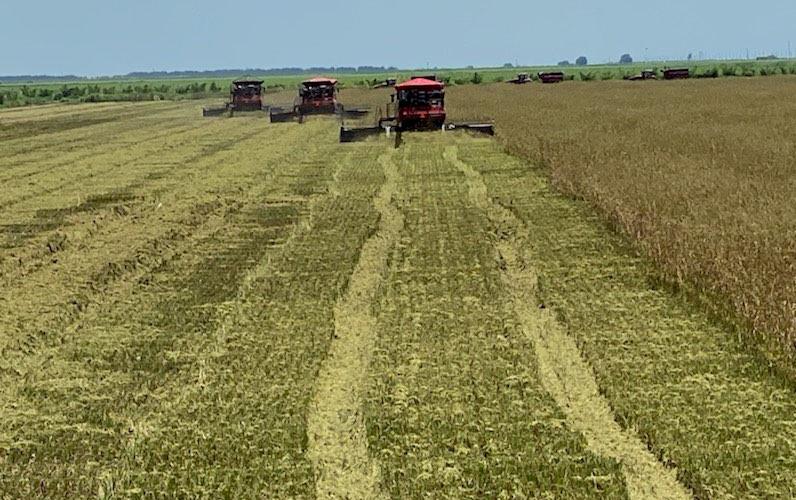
(2, 59), (795, 109)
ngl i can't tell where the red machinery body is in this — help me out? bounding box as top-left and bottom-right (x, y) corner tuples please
(298, 77), (339, 115)
(538, 72), (565, 84)
(230, 79), (264, 111)
(663, 68), (690, 80)
(394, 78), (446, 130)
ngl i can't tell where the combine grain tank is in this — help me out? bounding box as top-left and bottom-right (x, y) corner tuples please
(538, 72), (565, 84)
(663, 68), (690, 80)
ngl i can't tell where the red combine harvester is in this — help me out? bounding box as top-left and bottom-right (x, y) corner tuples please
(538, 72), (565, 84)
(339, 77), (494, 146)
(298, 77), (339, 115)
(271, 77), (368, 122)
(663, 68), (690, 80)
(203, 79), (267, 117)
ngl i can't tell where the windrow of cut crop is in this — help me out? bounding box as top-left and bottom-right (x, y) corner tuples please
(0, 104), (198, 176)
(0, 106), (244, 215)
(0, 118), (344, 497)
(0, 112), (293, 339)
(0, 112), (313, 362)
(92, 142), (389, 497)
(364, 135), (629, 499)
(456, 139), (796, 499)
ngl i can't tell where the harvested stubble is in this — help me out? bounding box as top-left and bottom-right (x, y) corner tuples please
(364, 135), (629, 498)
(4, 94), (796, 499)
(0, 102), (382, 497)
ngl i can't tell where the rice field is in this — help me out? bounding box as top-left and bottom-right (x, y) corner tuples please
(1, 85), (795, 499)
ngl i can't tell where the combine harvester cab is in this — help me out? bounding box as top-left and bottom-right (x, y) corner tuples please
(394, 77), (447, 131)
(203, 79), (267, 117)
(340, 77), (494, 146)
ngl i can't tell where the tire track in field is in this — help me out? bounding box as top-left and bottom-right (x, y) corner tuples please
(307, 149), (403, 500)
(445, 145), (692, 500)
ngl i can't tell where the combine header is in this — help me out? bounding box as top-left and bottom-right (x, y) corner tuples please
(270, 77), (368, 123)
(340, 77), (494, 146)
(203, 79), (267, 117)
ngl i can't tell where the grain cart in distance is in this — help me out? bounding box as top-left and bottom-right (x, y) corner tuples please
(663, 68), (691, 80)
(508, 73), (532, 84)
(537, 72), (565, 83)
(203, 79), (267, 117)
(340, 77), (494, 145)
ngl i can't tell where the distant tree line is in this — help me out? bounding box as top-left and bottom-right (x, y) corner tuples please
(0, 81), (232, 107)
(0, 67), (404, 84)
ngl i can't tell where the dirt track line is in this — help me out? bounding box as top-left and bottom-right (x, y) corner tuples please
(445, 145), (692, 500)
(307, 149), (403, 500)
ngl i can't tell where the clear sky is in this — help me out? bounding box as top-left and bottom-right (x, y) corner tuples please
(2, 0), (795, 76)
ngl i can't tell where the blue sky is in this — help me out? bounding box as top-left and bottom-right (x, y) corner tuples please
(2, 0), (795, 76)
